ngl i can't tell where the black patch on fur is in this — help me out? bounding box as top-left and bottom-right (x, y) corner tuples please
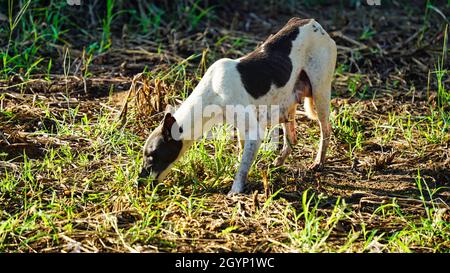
(237, 18), (311, 99)
(144, 135), (182, 175)
(140, 116), (183, 178)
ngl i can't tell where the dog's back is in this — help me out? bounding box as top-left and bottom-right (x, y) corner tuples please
(211, 18), (336, 124)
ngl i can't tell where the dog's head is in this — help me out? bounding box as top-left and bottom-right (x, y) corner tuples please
(138, 109), (183, 186)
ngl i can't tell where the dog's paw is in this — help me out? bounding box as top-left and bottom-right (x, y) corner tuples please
(227, 188), (247, 196)
(227, 190), (244, 196)
(228, 180), (246, 196)
(308, 161), (324, 171)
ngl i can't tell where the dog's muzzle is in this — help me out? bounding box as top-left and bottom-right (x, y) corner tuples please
(137, 168), (158, 187)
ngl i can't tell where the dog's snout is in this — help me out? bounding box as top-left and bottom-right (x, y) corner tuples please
(137, 167), (159, 188)
(138, 168), (150, 179)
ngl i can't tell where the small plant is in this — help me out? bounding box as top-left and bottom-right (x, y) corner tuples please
(2, 0), (31, 79)
(433, 24), (449, 110)
(134, 3), (164, 34)
(185, 0), (215, 30)
(360, 26), (376, 40)
(331, 103), (364, 158)
(100, 0), (114, 52)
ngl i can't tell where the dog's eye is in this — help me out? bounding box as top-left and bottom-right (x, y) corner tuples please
(147, 155), (154, 163)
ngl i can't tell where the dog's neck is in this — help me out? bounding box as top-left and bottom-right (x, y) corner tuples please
(172, 81), (220, 157)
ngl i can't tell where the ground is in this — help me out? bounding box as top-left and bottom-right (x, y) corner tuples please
(0, 1), (449, 252)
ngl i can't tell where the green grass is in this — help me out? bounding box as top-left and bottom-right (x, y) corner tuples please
(331, 103), (364, 159)
(1, 96), (449, 252)
(2, 115), (448, 252)
(3, 79), (449, 252)
(99, 0), (114, 53)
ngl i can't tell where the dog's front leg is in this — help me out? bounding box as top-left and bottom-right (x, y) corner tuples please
(236, 128), (245, 151)
(229, 112), (263, 195)
(229, 139), (262, 194)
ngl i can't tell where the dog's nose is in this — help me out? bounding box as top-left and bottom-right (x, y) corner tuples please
(137, 168), (150, 187)
(138, 168), (150, 179)
(137, 168), (159, 188)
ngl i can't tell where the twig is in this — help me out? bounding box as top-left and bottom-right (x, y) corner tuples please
(332, 31), (368, 50)
(0, 130), (10, 145)
(117, 72), (144, 126)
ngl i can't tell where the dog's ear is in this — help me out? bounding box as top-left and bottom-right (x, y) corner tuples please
(164, 104), (175, 114)
(162, 112), (177, 142)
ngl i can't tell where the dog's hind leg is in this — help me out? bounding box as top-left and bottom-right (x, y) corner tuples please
(308, 81), (332, 171)
(273, 109), (297, 167)
(305, 34), (336, 171)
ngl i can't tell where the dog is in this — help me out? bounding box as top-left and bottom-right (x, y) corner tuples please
(138, 17), (337, 194)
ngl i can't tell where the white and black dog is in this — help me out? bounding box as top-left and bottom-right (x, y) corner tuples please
(138, 18), (337, 194)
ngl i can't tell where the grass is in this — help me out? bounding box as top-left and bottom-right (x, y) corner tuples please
(99, 0), (114, 53)
(0, 100), (449, 251)
(0, 0), (449, 252)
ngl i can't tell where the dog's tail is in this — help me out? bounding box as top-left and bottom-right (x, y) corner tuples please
(304, 97), (318, 120)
